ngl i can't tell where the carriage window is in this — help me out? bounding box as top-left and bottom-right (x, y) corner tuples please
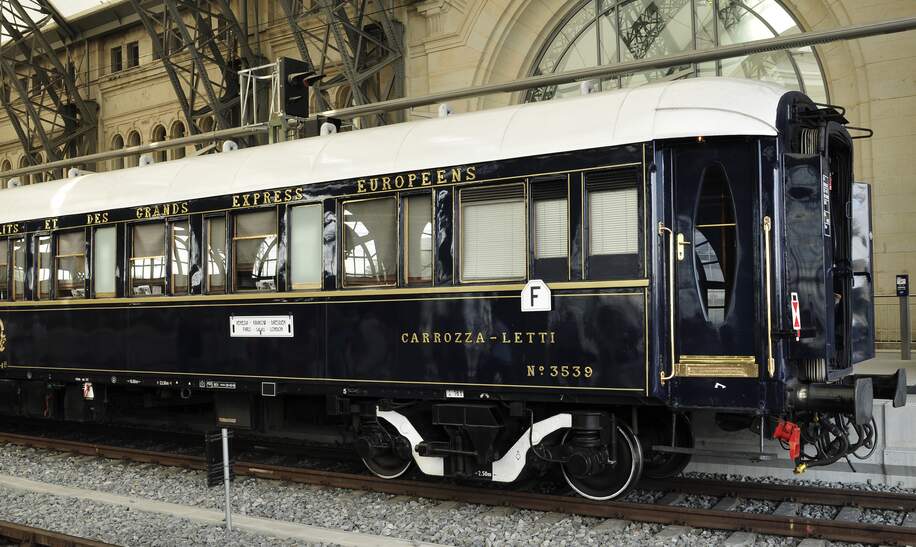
(11, 237), (25, 300)
(233, 209), (278, 292)
(532, 179), (568, 281)
(342, 197), (397, 287)
(290, 204), (322, 289)
(130, 223), (166, 296)
(206, 216), (227, 294)
(0, 241), (7, 300)
(587, 169), (640, 278)
(461, 184), (526, 282)
(56, 230), (86, 299)
(93, 226), (117, 298)
(404, 194), (433, 284)
(37, 234), (51, 299)
(694, 164), (736, 324)
(170, 220), (190, 295)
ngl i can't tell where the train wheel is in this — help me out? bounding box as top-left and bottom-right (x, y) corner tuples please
(561, 423), (643, 500)
(642, 413), (693, 479)
(356, 422), (413, 479)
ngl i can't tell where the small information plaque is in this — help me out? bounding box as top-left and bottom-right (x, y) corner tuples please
(229, 315), (294, 338)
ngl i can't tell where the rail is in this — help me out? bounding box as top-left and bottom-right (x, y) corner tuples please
(2, 431), (915, 545)
(0, 519), (114, 547)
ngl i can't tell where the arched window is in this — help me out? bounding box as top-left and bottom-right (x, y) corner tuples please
(170, 120), (186, 160)
(199, 116), (214, 133)
(127, 130), (141, 167)
(32, 152), (43, 184)
(527, 0), (826, 103)
(151, 124), (167, 163)
(1, 159), (10, 189)
(110, 134), (125, 170)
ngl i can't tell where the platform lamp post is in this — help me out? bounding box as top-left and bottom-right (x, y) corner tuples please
(897, 274), (910, 360)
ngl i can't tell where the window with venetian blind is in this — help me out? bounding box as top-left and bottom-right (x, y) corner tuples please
(93, 226), (117, 298)
(532, 178), (569, 281)
(586, 168), (640, 278)
(131, 223), (167, 296)
(460, 184), (527, 282)
(290, 204), (323, 289)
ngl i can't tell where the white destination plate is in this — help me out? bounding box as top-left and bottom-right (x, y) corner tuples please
(230, 315), (294, 338)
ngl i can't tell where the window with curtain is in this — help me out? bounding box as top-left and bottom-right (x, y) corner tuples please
(12, 237), (25, 300)
(37, 234), (51, 299)
(206, 216), (227, 294)
(532, 179), (569, 281)
(342, 197), (397, 287)
(56, 230), (86, 298)
(171, 220), (190, 295)
(131, 223), (166, 295)
(461, 184), (527, 282)
(0, 241), (7, 300)
(233, 209), (278, 292)
(404, 194), (433, 284)
(290, 204), (323, 289)
(94, 226), (117, 298)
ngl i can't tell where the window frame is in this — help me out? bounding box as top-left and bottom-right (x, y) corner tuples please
(204, 213), (229, 295)
(287, 202), (324, 291)
(231, 207), (279, 293)
(126, 41), (140, 68)
(128, 220), (168, 297)
(529, 175), (571, 282)
(340, 196), (399, 289)
(401, 191), (435, 287)
(35, 232), (52, 300)
(10, 236), (26, 301)
(91, 225), (119, 299)
(110, 45), (123, 73)
(583, 168), (643, 280)
(53, 228), (88, 300)
(458, 182), (529, 284)
(0, 238), (8, 301)
(168, 216), (191, 296)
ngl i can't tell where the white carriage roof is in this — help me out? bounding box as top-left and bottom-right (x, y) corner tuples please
(0, 77), (790, 224)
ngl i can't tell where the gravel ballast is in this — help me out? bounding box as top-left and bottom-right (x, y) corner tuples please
(0, 442), (906, 546)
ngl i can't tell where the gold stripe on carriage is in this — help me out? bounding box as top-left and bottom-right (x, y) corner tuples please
(673, 355), (759, 378)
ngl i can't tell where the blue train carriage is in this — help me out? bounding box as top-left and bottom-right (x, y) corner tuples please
(0, 78), (903, 500)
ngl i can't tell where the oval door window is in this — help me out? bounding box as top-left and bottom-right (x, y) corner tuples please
(693, 164), (737, 325)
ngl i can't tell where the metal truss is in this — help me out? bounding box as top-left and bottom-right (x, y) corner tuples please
(0, 0), (97, 174)
(128, 0), (259, 136)
(279, 0), (404, 126)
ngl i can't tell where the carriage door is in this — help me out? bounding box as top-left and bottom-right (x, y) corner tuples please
(670, 142), (759, 406)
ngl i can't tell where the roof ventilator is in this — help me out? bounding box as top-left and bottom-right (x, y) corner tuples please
(438, 103), (452, 118)
(320, 122), (337, 136)
(138, 154), (154, 167)
(222, 140), (239, 153)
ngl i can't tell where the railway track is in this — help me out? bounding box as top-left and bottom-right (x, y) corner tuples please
(2, 431), (915, 545)
(0, 519), (113, 547)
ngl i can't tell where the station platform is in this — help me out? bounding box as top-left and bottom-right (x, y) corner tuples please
(683, 354), (916, 487)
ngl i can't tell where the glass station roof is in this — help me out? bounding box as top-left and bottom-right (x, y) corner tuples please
(527, 0), (827, 103)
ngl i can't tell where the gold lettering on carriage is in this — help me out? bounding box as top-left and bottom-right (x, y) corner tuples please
(43, 218), (59, 231)
(86, 212), (110, 225)
(400, 330), (555, 344)
(357, 166), (476, 194)
(135, 201), (189, 219)
(232, 187), (305, 209)
(0, 223), (21, 235)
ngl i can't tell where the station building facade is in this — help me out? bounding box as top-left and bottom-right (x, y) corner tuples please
(0, 0), (913, 339)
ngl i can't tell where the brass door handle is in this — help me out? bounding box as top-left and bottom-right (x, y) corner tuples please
(676, 233), (691, 261)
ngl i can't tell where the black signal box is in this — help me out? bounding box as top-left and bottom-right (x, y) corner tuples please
(278, 57), (317, 119)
